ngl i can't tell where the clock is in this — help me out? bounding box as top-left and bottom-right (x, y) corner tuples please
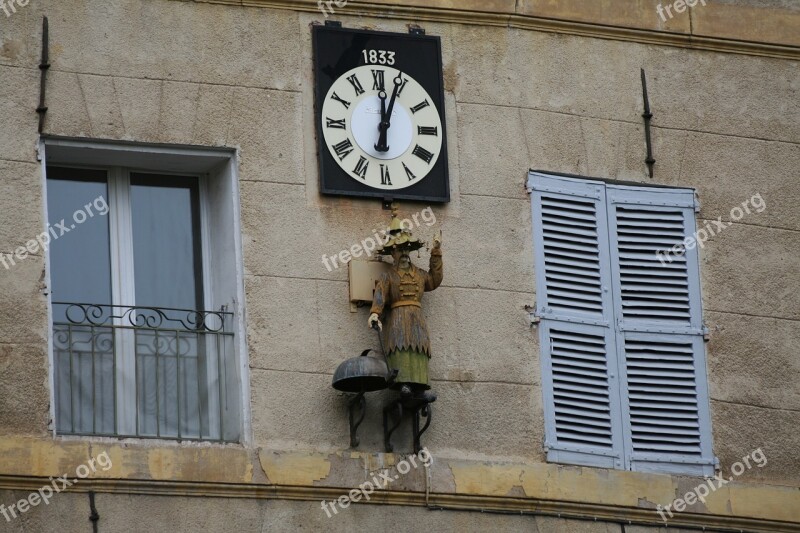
(313, 25), (450, 203)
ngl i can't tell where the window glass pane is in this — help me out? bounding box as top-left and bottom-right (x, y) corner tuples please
(46, 168), (112, 318)
(46, 167), (114, 435)
(130, 174), (205, 439)
(130, 174), (203, 311)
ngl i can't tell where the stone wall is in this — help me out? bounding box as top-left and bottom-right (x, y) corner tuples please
(0, 0), (798, 530)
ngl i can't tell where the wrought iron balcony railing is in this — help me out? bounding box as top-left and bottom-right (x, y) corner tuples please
(52, 302), (239, 442)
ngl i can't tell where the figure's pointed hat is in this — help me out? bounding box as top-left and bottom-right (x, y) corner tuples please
(377, 202), (425, 255)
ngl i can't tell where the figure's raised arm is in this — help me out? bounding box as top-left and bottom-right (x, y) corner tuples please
(425, 230), (443, 291)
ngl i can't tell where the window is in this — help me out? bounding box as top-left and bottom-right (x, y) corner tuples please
(42, 139), (247, 442)
(528, 172), (714, 476)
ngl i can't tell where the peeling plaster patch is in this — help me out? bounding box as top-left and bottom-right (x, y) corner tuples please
(637, 497), (658, 509)
(433, 461), (458, 494)
(141, 447), (254, 483)
(506, 485), (527, 498)
(360, 452), (396, 473)
(443, 60), (458, 93)
(451, 460), (677, 508)
(258, 450), (331, 486)
(450, 463), (526, 496)
(0, 438), (85, 477)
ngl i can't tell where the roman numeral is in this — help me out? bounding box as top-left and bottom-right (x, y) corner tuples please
(332, 139), (354, 161)
(403, 162), (417, 182)
(326, 117), (346, 129)
(380, 164), (392, 186)
(412, 145), (434, 164)
(330, 92), (351, 109)
(417, 126), (438, 136)
(410, 99), (430, 114)
(347, 74), (365, 97)
(396, 77), (410, 96)
(372, 69), (385, 91)
(352, 156), (369, 180)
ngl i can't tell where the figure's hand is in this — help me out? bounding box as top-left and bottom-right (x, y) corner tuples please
(432, 230), (442, 250)
(368, 313), (383, 332)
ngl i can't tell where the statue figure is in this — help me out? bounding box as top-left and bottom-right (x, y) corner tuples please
(368, 208), (442, 403)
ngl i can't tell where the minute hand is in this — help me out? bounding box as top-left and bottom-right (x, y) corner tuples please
(375, 74), (403, 153)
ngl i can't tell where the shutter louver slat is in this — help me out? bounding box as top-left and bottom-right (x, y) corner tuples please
(613, 206), (692, 325)
(551, 328), (614, 449)
(540, 196), (604, 318)
(625, 337), (703, 457)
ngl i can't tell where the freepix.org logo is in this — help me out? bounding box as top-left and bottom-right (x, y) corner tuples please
(1, 0), (31, 18)
(318, 0), (348, 18)
(0, 452), (113, 523)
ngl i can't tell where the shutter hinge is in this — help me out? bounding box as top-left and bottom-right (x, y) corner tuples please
(525, 304), (540, 327)
(702, 324), (710, 342)
(694, 191), (702, 213)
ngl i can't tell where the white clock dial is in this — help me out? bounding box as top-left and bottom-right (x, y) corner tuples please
(321, 66), (444, 191)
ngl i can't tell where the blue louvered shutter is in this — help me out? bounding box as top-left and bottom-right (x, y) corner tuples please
(528, 173), (624, 468)
(606, 185), (714, 476)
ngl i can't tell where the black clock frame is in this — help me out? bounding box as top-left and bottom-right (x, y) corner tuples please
(313, 24), (451, 203)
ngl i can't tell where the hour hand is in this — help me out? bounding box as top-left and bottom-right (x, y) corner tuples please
(376, 75), (403, 153)
(375, 90), (390, 153)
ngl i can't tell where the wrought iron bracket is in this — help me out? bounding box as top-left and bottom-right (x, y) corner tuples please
(640, 68), (655, 179)
(383, 400), (404, 452)
(37, 17), (50, 134)
(383, 394), (435, 454)
(412, 402), (432, 454)
(348, 391), (367, 447)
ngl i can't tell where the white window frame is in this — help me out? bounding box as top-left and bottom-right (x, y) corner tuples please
(528, 171), (715, 476)
(38, 137), (251, 444)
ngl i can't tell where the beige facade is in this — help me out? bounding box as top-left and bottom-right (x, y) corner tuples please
(0, 0), (798, 531)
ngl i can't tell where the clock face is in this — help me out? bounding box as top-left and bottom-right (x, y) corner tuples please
(321, 66), (443, 191)
(313, 26), (450, 203)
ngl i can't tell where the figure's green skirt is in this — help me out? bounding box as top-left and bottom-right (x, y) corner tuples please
(387, 349), (430, 390)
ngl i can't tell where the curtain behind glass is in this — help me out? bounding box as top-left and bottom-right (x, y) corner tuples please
(130, 175), (206, 439)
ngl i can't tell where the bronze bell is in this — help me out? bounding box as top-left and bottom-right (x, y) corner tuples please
(332, 350), (390, 447)
(332, 349), (390, 393)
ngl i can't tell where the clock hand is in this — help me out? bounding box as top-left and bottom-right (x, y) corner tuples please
(375, 90), (389, 152)
(375, 74), (403, 153)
